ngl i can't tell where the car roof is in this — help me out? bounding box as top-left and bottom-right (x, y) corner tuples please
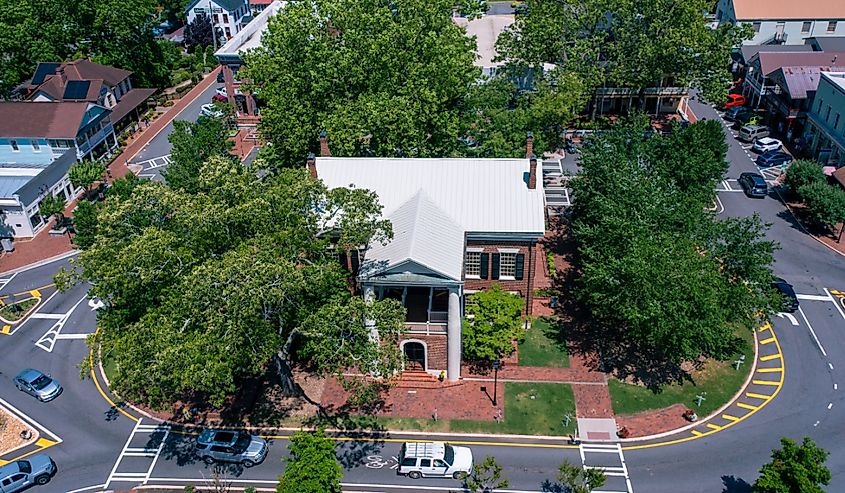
(15, 368), (43, 381)
(756, 137), (778, 144)
(197, 429), (240, 445)
(760, 150), (786, 158)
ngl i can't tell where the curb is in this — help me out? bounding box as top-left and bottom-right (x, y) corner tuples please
(0, 250), (79, 278)
(773, 186), (845, 259)
(0, 402), (40, 459)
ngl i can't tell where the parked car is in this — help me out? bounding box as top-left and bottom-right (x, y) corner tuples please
(772, 278), (799, 313)
(216, 71), (225, 83)
(215, 87), (227, 98)
(14, 369), (62, 402)
(734, 111), (762, 126)
(724, 106), (749, 122)
(756, 150), (793, 168)
(200, 103), (224, 119)
(738, 172), (768, 198)
(752, 137), (783, 153)
(212, 94), (227, 103)
(195, 429), (268, 467)
(723, 93), (747, 109)
(0, 455), (57, 492)
(397, 442), (473, 479)
(738, 124), (770, 142)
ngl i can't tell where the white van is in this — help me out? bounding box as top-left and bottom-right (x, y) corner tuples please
(397, 442), (473, 479)
(738, 124), (769, 142)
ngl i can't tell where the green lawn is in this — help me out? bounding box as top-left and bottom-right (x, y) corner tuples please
(0, 298), (38, 321)
(518, 317), (569, 368)
(608, 328), (755, 418)
(375, 382), (577, 436)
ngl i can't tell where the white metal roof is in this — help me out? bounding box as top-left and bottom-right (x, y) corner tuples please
(360, 191), (465, 280)
(215, 0), (284, 57)
(315, 157), (546, 235)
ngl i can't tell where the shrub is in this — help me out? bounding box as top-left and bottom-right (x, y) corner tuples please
(798, 181), (845, 232)
(163, 100), (175, 107)
(786, 160), (826, 199)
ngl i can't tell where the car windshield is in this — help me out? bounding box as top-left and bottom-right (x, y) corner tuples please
(16, 460), (31, 474)
(444, 445), (455, 466)
(31, 374), (51, 390)
(234, 433), (252, 451)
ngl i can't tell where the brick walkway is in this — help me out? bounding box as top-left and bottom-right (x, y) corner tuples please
(321, 378), (503, 421)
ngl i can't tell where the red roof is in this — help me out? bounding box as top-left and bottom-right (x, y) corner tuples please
(0, 102), (93, 139)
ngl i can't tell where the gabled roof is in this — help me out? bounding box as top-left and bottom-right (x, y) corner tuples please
(186, 0), (246, 14)
(806, 37), (845, 53)
(109, 88), (157, 123)
(770, 65), (845, 99)
(216, 0), (285, 58)
(360, 191), (465, 281)
(31, 59), (131, 88)
(732, 0), (845, 20)
(739, 44), (812, 65)
(754, 51), (845, 76)
(315, 157), (546, 235)
(0, 102), (104, 139)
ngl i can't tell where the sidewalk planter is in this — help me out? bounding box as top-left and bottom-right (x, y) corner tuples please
(682, 408), (698, 422)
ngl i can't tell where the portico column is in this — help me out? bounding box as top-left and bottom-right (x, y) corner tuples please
(447, 288), (461, 381)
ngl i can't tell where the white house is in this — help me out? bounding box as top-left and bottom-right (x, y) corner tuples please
(716, 0), (845, 45)
(186, 0), (250, 41)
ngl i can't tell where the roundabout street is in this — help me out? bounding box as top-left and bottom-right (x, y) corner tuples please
(2, 101), (845, 491)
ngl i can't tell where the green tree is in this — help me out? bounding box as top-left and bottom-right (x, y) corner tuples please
(68, 160), (106, 195)
(59, 157), (404, 408)
(798, 181), (845, 233)
(241, 0), (479, 164)
(184, 14), (217, 51)
(557, 460), (606, 493)
(277, 429), (342, 493)
(786, 160), (826, 199)
(38, 194), (66, 227)
(463, 455), (509, 493)
(753, 437), (830, 493)
(70, 200), (98, 249)
(463, 284), (525, 361)
(163, 117), (234, 193)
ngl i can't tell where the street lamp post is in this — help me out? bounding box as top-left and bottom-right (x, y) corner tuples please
(492, 360), (501, 407)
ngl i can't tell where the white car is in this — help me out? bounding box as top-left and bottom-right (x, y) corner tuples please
(397, 442), (473, 479)
(752, 137), (782, 153)
(215, 87), (227, 98)
(200, 103), (224, 119)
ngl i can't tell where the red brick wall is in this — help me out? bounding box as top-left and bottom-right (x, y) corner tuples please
(463, 240), (539, 315)
(401, 334), (447, 371)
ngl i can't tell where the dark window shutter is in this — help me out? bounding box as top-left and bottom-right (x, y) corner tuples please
(479, 253), (489, 279)
(338, 250), (348, 270)
(491, 253), (500, 280)
(515, 253), (525, 280)
(351, 249), (360, 273)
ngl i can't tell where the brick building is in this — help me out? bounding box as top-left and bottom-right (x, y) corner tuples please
(312, 139), (546, 381)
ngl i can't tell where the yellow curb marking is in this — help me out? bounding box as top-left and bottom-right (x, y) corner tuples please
(736, 402), (758, 410)
(756, 367), (782, 373)
(90, 330), (140, 423)
(0, 459), (7, 466)
(722, 414), (740, 422)
(759, 337), (776, 345)
(29, 289), (41, 298)
(0, 325), (9, 335)
(705, 423), (721, 430)
(760, 354), (781, 362)
(690, 430), (704, 436)
(746, 392), (772, 400)
(35, 438), (56, 448)
(752, 379), (779, 386)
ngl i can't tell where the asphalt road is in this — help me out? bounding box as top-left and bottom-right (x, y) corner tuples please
(2, 98), (845, 492)
(130, 81), (224, 182)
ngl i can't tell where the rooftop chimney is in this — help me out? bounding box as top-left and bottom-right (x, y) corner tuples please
(526, 131), (534, 159)
(58, 66), (67, 84)
(528, 154), (537, 190)
(319, 130), (331, 157)
(306, 153), (317, 179)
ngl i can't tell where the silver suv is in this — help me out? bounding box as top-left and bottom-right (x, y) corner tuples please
(195, 430), (268, 467)
(0, 455), (57, 493)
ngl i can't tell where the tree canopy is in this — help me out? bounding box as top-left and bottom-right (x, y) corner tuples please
(277, 429), (342, 493)
(68, 160), (106, 193)
(753, 437), (830, 493)
(163, 116), (235, 193)
(58, 157), (405, 408)
(241, 0), (481, 164)
(184, 14), (220, 51)
(463, 284), (525, 361)
(568, 118), (778, 386)
(496, 0), (751, 104)
(0, 0), (172, 97)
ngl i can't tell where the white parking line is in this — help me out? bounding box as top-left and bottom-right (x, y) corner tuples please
(796, 293), (835, 302)
(0, 272), (18, 293)
(34, 296), (87, 352)
(105, 419), (171, 488)
(0, 396), (62, 442)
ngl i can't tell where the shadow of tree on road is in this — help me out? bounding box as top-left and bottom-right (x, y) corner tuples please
(722, 474), (752, 493)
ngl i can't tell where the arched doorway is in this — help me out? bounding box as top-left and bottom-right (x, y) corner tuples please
(403, 341), (426, 371)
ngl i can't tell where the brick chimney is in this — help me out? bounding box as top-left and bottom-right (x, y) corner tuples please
(528, 154), (537, 190)
(319, 131), (331, 157)
(306, 153), (317, 179)
(526, 131), (534, 159)
(57, 66), (67, 84)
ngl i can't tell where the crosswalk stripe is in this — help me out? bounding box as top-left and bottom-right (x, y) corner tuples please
(706, 423), (721, 430)
(759, 337), (776, 345)
(752, 379), (779, 386)
(691, 430), (703, 436)
(756, 367), (782, 373)
(722, 414), (740, 422)
(760, 354), (782, 362)
(737, 402), (757, 410)
(746, 392), (771, 400)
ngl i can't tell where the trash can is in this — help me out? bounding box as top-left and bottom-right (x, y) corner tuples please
(1, 238), (14, 252)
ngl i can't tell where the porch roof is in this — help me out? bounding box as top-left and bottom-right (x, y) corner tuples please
(359, 191), (465, 281)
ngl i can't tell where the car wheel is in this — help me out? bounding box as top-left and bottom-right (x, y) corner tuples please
(242, 459), (255, 468)
(202, 456), (215, 465)
(453, 471), (467, 480)
(408, 471), (422, 479)
(34, 474), (51, 485)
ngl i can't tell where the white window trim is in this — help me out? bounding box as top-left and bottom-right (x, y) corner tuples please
(466, 247), (484, 253)
(465, 249), (483, 279)
(497, 248), (520, 254)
